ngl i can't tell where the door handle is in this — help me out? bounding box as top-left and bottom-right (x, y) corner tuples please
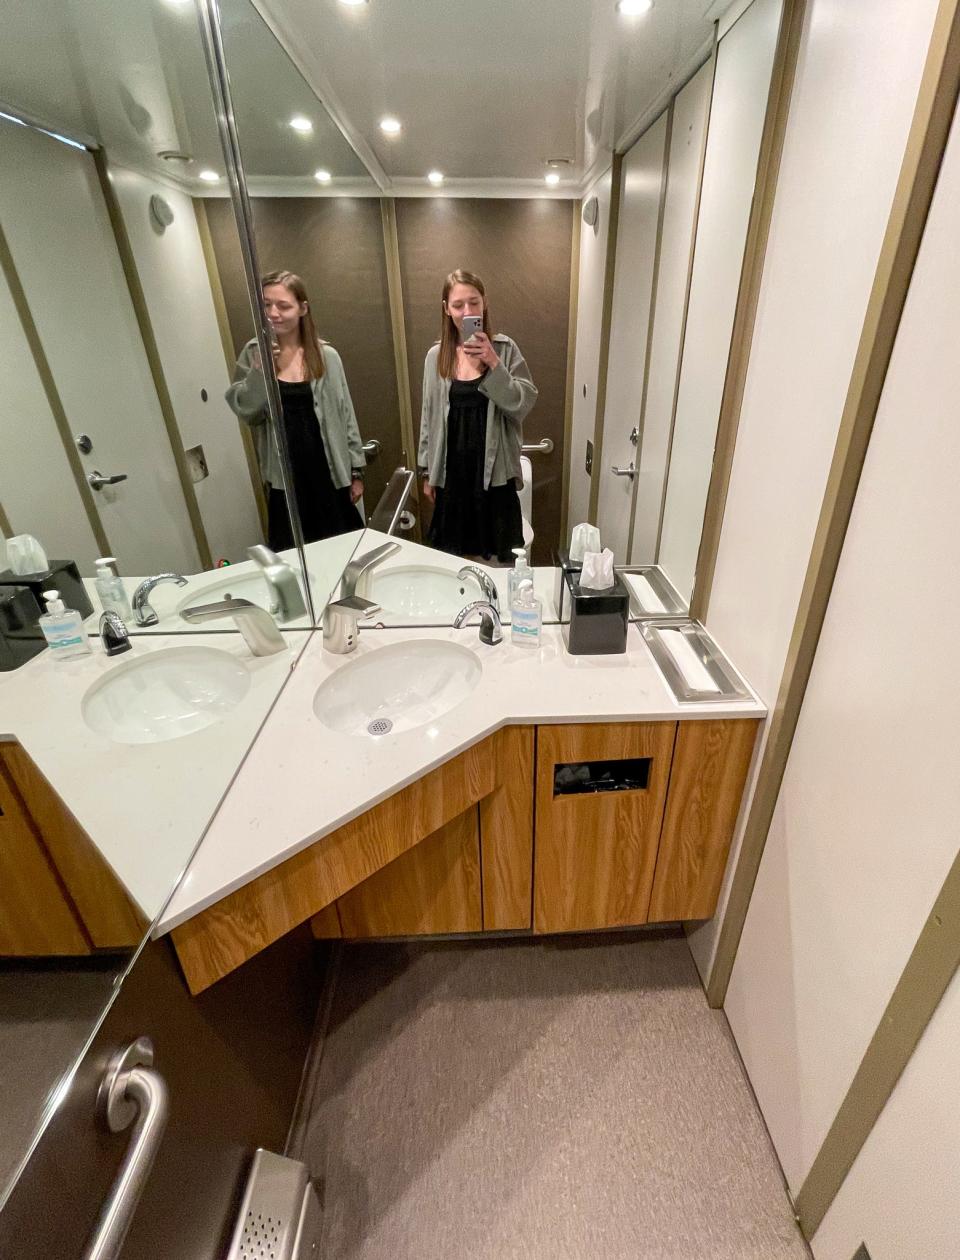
(521, 438), (554, 455)
(361, 439), (381, 462)
(84, 1037), (169, 1260)
(611, 463), (636, 480)
(88, 471), (129, 490)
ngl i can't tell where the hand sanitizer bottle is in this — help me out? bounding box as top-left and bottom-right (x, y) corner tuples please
(511, 579), (542, 648)
(39, 589), (91, 659)
(508, 547), (534, 611)
(94, 558), (133, 622)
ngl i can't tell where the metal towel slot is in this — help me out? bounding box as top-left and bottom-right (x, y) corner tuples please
(553, 757), (651, 797)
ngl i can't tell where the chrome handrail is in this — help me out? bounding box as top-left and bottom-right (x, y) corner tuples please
(521, 438), (554, 455)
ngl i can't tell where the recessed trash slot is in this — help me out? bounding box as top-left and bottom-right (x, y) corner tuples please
(553, 757), (651, 797)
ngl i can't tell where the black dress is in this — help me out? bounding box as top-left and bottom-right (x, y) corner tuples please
(428, 375), (523, 562)
(267, 379), (363, 551)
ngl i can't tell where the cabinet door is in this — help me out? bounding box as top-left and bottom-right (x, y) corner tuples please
(533, 723), (676, 933)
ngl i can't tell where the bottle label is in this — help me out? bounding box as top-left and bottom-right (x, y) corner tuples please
(513, 620), (539, 637)
(51, 635), (83, 648)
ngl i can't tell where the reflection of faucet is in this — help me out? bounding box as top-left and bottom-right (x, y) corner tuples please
(323, 595), (381, 654)
(457, 565), (500, 616)
(179, 597), (286, 656)
(99, 610), (131, 656)
(132, 573), (187, 626)
(453, 600), (502, 646)
(246, 545), (308, 622)
(340, 542), (400, 600)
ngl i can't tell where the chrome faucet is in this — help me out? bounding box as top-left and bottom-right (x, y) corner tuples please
(179, 597), (286, 656)
(340, 542), (400, 600)
(99, 610), (131, 656)
(453, 600), (502, 646)
(132, 573), (187, 627)
(323, 595), (381, 654)
(246, 545), (308, 622)
(457, 565), (500, 616)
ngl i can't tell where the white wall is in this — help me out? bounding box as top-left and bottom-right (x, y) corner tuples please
(110, 167), (262, 564)
(630, 59), (712, 563)
(658, 0), (782, 600)
(724, 93), (960, 1197)
(567, 166), (613, 533)
(687, 0), (941, 982)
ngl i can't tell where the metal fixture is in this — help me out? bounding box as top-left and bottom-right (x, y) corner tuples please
(397, 510), (416, 532)
(361, 437), (382, 461)
(323, 594), (381, 654)
(340, 541), (400, 600)
(185, 444), (209, 483)
(453, 600), (502, 646)
(84, 1037), (169, 1260)
(367, 467), (415, 535)
(149, 194), (175, 230)
(99, 611), (131, 656)
(457, 565), (500, 616)
(132, 573), (188, 626)
(582, 196), (600, 227)
(87, 470), (128, 491)
(75, 432), (93, 454)
(179, 597), (286, 656)
(585, 439), (593, 474)
(246, 545), (307, 622)
(629, 425), (639, 446)
(611, 462), (636, 480)
(521, 437), (554, 455)
(224, 1148), (322, 1260)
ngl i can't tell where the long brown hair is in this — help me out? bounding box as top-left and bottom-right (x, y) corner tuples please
(437, 268), (493, 379)
(261, 270), (325, 380)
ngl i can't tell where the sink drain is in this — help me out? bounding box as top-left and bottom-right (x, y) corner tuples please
(367, 718), (393, 736)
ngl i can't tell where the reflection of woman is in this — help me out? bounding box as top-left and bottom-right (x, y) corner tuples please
(419, 269), (538, 562)
(225, 270), (365, 551)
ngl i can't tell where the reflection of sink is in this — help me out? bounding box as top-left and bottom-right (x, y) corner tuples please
(82, 647), (251, 744)
(176, 572), (309, 619)
(313, 640), (481, 736)
(365, 566), (474, 621)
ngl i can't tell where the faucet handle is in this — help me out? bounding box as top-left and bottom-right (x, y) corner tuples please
(327, 595), (381, 621)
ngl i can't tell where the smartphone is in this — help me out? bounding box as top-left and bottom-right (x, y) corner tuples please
(460, 315), (483, 343)
(264, 321), (280, 349)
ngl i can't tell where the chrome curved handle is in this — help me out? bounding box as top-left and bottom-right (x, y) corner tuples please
(88, 470), (129, 490)
(84, 1037), (169, 1260)
(361, 438), (382, 461)
(611, 463), (636, 480)
(521, 438), (554, 455)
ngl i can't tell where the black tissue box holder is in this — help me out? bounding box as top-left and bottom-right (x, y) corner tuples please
(0, 559), (93, 622)
(560, 568), (629, 655)
(0, 585), (46, 671)
(554, 548), (582, 624)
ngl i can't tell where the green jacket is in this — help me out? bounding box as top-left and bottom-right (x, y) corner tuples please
(225, 339), (366, 491)
(417, 333), (538, 490)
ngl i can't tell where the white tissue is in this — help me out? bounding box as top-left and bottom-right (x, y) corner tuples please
(5, 534), (49, 576)
(658, 629), (720, 693)
(569, 522), (601, 562)
(580, 547), (615, 591)
(631, 575), (666, 614)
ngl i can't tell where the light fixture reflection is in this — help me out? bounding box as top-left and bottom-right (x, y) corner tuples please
(428, 170), (444, 186)
(616, 0), (654, 14)
(545, 172), (561, 187)
(379, 116), (402, 135)
(198, 169), (221, 182)
(289, 115), (313, 133)
(314, 169), (332, 183)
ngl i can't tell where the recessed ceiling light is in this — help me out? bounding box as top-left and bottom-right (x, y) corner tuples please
(314, 169), (332, 183)
(198, 169), (221, 182)
(379, 116), (402, 136)
(289, 115), (313, 133)
(545, 172), (561, 187)
(616, 0), (654, 15)
(338, 0), (369, 5)
(427, 170), (444, 186)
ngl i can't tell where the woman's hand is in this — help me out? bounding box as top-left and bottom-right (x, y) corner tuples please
(250, 344), (280, 374)
(422, 479), (436, 503)
(350, 478), (364, 504)
(462, 331), (500, 370)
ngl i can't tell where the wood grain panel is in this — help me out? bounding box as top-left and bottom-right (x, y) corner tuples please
(0, 745), (145, 948)
(309, 902), (342, 939)
(172, 737), (496, 993)
(0, 756), (90, 956)
(396, 198), (574, 562)
(533, 722), (677, 933)
(648, 719), (759, 922)
(337, 806), (481, 937)
(479, 725), (535, 929)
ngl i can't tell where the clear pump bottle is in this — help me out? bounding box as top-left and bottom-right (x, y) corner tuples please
(510, 578), (542, 648)
(94, 558), (133, 622)
(508, 546), (534, 611)
(39, 589), (91, 659)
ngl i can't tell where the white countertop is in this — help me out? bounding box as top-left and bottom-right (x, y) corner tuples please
(156, 621), (765, 936)
(0, 630), (306, 919)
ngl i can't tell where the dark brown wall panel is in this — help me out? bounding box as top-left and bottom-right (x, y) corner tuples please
(396, 198), (574, 562)
(205, 197), (403, 510)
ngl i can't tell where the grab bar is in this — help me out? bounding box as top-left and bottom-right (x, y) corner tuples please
(367, 467), (415, 535)
(521, 438), (554, 455)
(84, 1037), (169, 1260)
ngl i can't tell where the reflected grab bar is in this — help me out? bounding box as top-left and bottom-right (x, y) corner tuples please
(84, 1038), (169, 1260)
(521, 438), (554, 455)
(367, 467), (415, 535)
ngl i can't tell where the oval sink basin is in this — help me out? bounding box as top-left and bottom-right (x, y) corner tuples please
(82, 646), (251, 745)
(313, 639), (481, 736)
(366, 566), (474, 622)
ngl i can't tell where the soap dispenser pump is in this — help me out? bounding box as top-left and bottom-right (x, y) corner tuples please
(39, 589), (91, 659)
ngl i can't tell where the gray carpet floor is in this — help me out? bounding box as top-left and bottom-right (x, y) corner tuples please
(291, 931), (811, 1260)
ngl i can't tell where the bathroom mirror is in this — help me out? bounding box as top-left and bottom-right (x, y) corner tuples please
(212, 0), (785, 624)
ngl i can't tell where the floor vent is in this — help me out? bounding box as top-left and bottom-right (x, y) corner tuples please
(225, 1149), (321, 1260)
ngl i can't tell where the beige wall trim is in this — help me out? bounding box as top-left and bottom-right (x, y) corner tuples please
(93, 151), (213, 570)
(653, 34), (719, 561)
(559, 202), (582, 546)
(689, 0), (807, 622)
(194, 198), (267, 538)
(0, 220), (112, 558)
(379, 199), (417, 469)
(587, 152), (624, 523)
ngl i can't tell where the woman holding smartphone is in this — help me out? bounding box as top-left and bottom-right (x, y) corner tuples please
(225, 269), (365, 551)
(419, 268), (538, 561)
